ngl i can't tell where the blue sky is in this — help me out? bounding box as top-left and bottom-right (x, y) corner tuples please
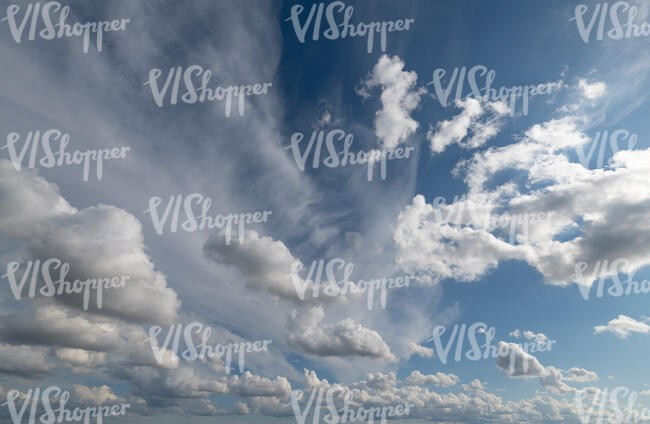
(0, 0), (650, 423)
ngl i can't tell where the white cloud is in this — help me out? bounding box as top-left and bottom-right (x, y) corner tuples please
(287, 307), (397, 362)
(362, 55), (423, 150)
(407, 342), (434, 358)
(394, 111), (650, 287)
(0, 160), (181, 325)
(594, 315), (650, 338)
(427, 98), (509, 155)
(563, 367), (598, 383)
(405, 370), (459, 387)
(578, 79), (607, 100)
(228, 371), (291, 398)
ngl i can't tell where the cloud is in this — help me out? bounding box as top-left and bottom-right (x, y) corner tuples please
(203, 230), (326, 303)
(394, 109), (650, 287)
(362, 55), (423, 150)
(0, 160), (181, 325)
(405, 370), (459, 387)
(0, 305), (122, 352)
(563, 367), (598, 383)
(394, 194), (527, 283)
(427, 98), (509, 155)
(594, 315), (650, 338)
(495, 342), (572, 394)
(72, 385), (120, 406)
(0, 344), (54, 378)
(287, 307), (397, 362)
(228, 371), (291, 398)
(578, 79), (607, 100)
(407, 342), (434, 358)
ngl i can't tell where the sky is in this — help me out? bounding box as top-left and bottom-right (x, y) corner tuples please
(0, 0), (650, 423)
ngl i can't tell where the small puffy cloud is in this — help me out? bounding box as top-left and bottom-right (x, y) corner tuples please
(405, 370), (459, 387)
(203, 230), (329, 304)
(563, 367), (598, 383)
(427, 98), (509, 155)
(496, 342), (572, 394)
(578, 79), (607, 99)
(72, 385), (120, 406)
(362, 55), (424, 150)
(287, 307), (397, 362)
(407, 342), (434, 358)
(594, 315), (650, 338)
(228, 371), (291, 398)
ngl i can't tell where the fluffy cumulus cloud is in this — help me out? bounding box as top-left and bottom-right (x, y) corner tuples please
(285, 368), (591, 424)
(427, 98), (509, 154)
(203, 229), (305, 301)
(228, 371), (291, 398)
(578, 79), (607, 100)
(394, 109), (650, 288)
(594, 315), (650, 338)
(495, 343), (575, 394)
(394, 194), (527, 283)
(407, 342), (434, 358)
(287, 307), (397, 362)
(0, 160), (181, 324)
(405, 370), (459, 387)
(563, 367), (599, 383)
(362, 55), (424, 150)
